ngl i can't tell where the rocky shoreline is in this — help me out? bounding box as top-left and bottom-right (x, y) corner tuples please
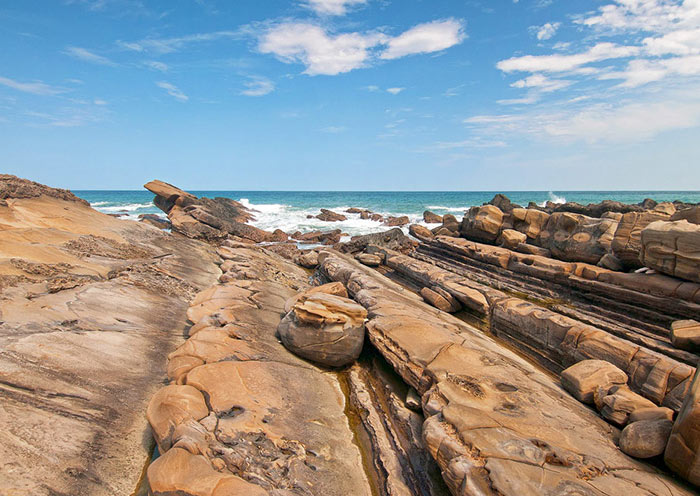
(2, 175), (700, 495)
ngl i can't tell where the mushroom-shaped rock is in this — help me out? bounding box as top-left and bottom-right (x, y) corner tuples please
(283, 282), (348, 313)
(278, 292), (367, 367)
(560, 359), (628, 404)
(619, 419), (673, 458)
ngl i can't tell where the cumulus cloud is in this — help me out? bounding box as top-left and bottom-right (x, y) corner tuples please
(0, 76), (65, 95)
(535, 22), (560, 40)
(64, 46), (116, 66)
(259, 19), (465, 75)
(302, 0), (367, 16)
(380, 19), (465, 59)
(240, 76), (275, 96)
(156, 81), (188, 101)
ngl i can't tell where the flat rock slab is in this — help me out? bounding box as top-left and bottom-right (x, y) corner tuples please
(0, 193), (220, 496)
(319, 251), (695, 496)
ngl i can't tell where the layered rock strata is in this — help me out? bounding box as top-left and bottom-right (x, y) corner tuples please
(318, 251), (694, 495)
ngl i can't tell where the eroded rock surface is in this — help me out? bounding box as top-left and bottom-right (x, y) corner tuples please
(0, 177), (220, 496)
(641, 220), (700, 283)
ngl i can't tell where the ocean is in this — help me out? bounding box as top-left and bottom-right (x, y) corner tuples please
(75, 190), (700, 237)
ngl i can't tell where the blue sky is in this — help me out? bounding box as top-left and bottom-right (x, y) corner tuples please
(1, 0), (700, 190)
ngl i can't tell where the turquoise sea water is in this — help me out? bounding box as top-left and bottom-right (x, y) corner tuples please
(75, 190), (700, 237)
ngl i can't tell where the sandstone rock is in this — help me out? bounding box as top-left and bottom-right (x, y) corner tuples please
(514, 243), (551, 257)
(629, 406), (674, 423)
(612, 211), (670, 269)
(297, 250), (319, 268)
(278, 292), (367, 367)
(138, 213), (172, 229)
(654, 202), (677, 216)
(537, 212), (619, 264)
(146, 385), (210, 453)
(511, 207), (550, 240)
(600, 385), (657, 426)
(666, 368), (700, 485)
(598, 253), (624, 271)
(671, 320), (700, 352)
(370, 213), (383, 222)
(619, 419), (673, 458)
(1, 174), (90, 205)
(383, 215), (410, 227)
(560, 359), (628, 404)
(420, 287), (461, 313)
(498, 229), (527, 250)
(292, 229), (342, 245)
(488, 193), (519, 213)
(346, 207), (369, 214)
(408, 224), (434, 242)
(317, 208), (347, 222)
(339, 228), (417, 255)
(284, 281), (348, 313)
(356, 253), (382, 267)
(440, 213), (461, 233)
(423, 210), (443, 223)
(460, 205), (504, 243)
(641, 220), (700, 283)
(671, 206), (700, 225)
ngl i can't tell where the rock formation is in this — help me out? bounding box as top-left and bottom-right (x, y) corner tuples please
(641, 220), (700, 283)
(316, 208), (347, 222)
(423, 211), (443, 223)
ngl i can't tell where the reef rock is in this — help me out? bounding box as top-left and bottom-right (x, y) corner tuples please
(537, 212), (619, 264)
(383, 215), (410, 227)
(460, 205), (505, 243)
(316, 208), (347, 222)
(423, 210), (443, 223)
(339, 228), (417, 255)
(612, 211), (670, 269)
(409, 224), (434, 242)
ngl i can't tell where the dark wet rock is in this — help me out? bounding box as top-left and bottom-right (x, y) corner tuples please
(0, 174), (89, 205)
(139, 213), (172, 229)
(338, 228), (417, 255)
(316, 208), (347, 222)
(423, 211), (443, 223)
(487, 193), (520, 213)
(383, 215), (410, 227)
(409, 224), (434, 242)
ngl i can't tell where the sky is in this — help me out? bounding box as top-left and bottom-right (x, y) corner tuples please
(1, 0), (700, 191)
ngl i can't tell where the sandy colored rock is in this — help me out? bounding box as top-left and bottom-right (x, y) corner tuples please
(561, 359), (628, 404)
(641, 220), (700, 283)
(537, 212), (619, 264)
(423, 210), (443, 223)
(672, 206), (700, 225)
(283, 281), (348, 313)
(498, 228), (527, 250)
(409, 223), (435, 242)
(460, 205), (504, 243)
(666, 369), (700, 485)
(629, 406), (674, 423)
(356, 252), (382, 267)
(598, 252), (624, 271)
(316, 208), (347, 222)
(384, 215), (410, 227)
(671, 320), (700, 352)
(600, 385), (657, 426)
(619, 419), (673, 458)
(511, 207), (549, 240)
(278, 292), (367, 367)
(147, 385), (210, 453)
(612, 211), (670, 269)
(297, 249), (319, 268)
(420, 286), (461, 313)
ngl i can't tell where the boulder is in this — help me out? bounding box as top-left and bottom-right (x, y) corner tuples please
(612, 211), (670, 269)
(356, 253), (382, 267)
(383, 216), (410, 227)
(460, 205), (505, 243)
(537, 212), (619, 264)
(339, 228), (417, 255)
(316, 209), (347, 222)
(619, 419), (673, 458)
(654, 202), (677, 216)
(560, 359), (628, 404)
(408, 224), (434, 242)
(671, 320), (700, 352)
(666, 369), (700, 485)
(283, 282), (348, 314)
(511, 207), (550, 240)
(498, 229), (527, 250)
(293, 229), (342, 245)
(599, 385), (657, 426)
(441, 214), (461, 233)
(278, 292), (367, 367)
(420, 287), (461, 313)
(297, 250), (319, 268)
(146, 385), (210, 453)
(629, 406), (674, 423)
(423, 211), (443, 223)
(671, 206), (700, 225)
(641, 220), (700, 283)
(487, 193), (519, 213)
(370, 213), (383, 222)
(598, 253), (624, 271)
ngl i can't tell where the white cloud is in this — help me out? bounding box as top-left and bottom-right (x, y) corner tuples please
(64, 46), (116, 66)
(259, 23), (386, 75)
(497, 42), (639, 73)
(365, 85), (380, 91)
(386, 87), (404, 94)
(259, 19), (465, 76)
(601, 53), (700, 86)
(580, 0), (700, 33)
(380, 19), (465, 59)
(0, 76), (65, 95)
(535, 22), (561, 40)
(145, 61), (168, 72)
(156, 81), (188, 101)
(511, 74), (571, 92)
(302, 0), (367, 15)
(643, 27), (700, 55)
(118, 31), (240, 54)
(240, 77), (275, 96)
